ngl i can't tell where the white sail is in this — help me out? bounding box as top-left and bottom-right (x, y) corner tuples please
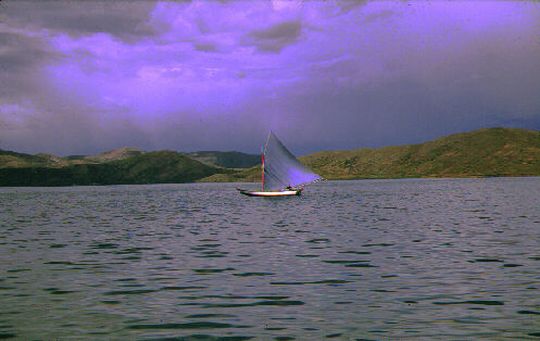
(263, 132), (323, 191)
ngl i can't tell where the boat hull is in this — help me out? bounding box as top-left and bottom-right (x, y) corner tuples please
(237, 188), (302, 197)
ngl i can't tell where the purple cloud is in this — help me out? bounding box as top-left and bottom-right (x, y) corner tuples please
(1, 1), (539, 155)
(247, 20), (303, 53)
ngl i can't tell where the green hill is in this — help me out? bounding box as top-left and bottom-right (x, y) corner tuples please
(0, 151), (222, 186)
(0, 150), (70, 168)
(200, 166), (261, 183)
(0, 148), (257, 169)
(110, 151), (223, 183)
(187, 151), (259, 168)
(0, 147), (143, 168)
(303, 127), (540, 179)
(1, 127), (539, 186)
(200, 127), (540, 182)
(83, 147), (144, 163)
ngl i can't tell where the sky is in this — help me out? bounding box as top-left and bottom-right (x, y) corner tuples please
(1, 0), (540, 156)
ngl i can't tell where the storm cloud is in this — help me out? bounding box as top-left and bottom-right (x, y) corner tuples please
(1, 1), (539, 155)
(1, 1), (158, 42)
(0, 31), (63, 99)
(247, 20), (303, 53)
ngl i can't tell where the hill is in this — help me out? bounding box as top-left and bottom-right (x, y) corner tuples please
(186, 151), (259, 168)
(1, 127), (539, 186)
(82, 147), (144, 163)
(0, 151), (223, 186)
(0, 147), (143, 168)
(200, 127), (540, 182)
(0, 148), (258, 169)
(302, 127), (540, 179)
(0, 150), (71, 168)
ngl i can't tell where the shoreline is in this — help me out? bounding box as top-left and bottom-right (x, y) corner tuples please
(1, 175), (539, 188)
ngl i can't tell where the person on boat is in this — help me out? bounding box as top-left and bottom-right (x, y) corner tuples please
(285, 185), (293, 190)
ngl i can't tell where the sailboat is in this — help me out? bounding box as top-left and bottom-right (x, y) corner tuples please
(237, 132), (323, 197)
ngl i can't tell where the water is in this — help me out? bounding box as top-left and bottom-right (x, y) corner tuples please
(0, 178), (539, 340)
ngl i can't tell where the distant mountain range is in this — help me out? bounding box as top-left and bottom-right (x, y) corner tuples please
(0, 149), (255, 186)
(0, 127), (539, 186)
(0, 148), (259, 169)
(201, 127), (540, 182)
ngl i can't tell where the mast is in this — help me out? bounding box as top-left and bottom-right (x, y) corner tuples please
(261, 151), (265, 191)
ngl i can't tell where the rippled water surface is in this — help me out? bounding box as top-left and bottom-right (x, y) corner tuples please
(1, 178), (539, 340)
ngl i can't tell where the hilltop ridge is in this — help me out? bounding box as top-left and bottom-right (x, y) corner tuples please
(200, 127), (540, 182)
(1, 127), (539, 186)
(302, 127), (540, 179)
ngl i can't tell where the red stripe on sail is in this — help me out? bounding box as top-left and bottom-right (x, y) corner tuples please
(261, 153), (265, 191)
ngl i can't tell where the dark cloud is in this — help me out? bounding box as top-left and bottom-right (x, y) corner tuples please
(0, 90), (153, 155)
(0, 31), (64, 100)
(0, 32), (59, 71)
(193, 42), (218, 53)
(281, 47), (540, 154)
(1, 1), (540, 156)
(363, 9), (396, 24)
(247, 20), (302, 53)
(337, 0), (368, 14)
(0, 0), (157, 42)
